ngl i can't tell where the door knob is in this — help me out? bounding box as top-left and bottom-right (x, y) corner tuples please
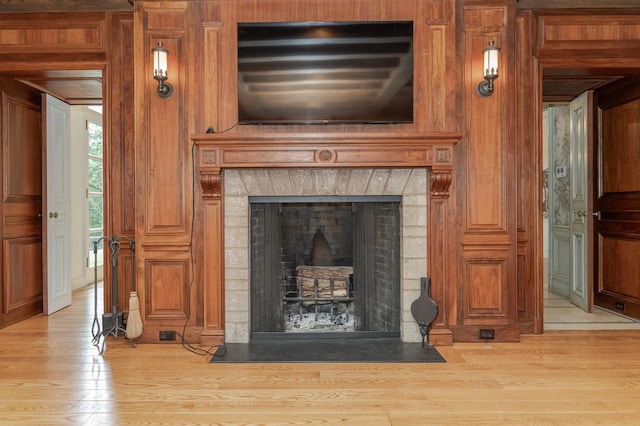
(576, 210), (587, 217)
(49, 212), (58, 218)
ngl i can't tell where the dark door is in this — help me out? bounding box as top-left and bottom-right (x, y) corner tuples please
(593, 82), (640, 320)
(0, 76), (44, 329)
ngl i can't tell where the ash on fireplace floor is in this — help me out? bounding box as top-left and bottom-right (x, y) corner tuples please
(285, 312), (359, 333)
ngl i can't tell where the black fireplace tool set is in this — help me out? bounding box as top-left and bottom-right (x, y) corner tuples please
(91, 235), (141, 355)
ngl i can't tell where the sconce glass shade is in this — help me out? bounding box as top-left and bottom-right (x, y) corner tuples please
(152, 42), (173, 98)
(477, 40), (500, 97)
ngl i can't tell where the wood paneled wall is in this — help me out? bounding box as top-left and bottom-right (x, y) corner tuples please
(133, 0), (518, 345)
(0, 12), (135, 325)
(4, 1), (640, 343)
(454, 0), (519, 341)
(0, 77), (43, 329)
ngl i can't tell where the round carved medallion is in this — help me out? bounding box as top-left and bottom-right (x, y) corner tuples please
(316, 149), (334, 163)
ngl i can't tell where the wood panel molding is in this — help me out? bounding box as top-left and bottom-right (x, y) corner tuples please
(536, 14), (640, 58)
(195, 133), (459, 170)
(2, 237), (42, 314)
(145, 259), (190, 320)
(0, 14), (106, 53)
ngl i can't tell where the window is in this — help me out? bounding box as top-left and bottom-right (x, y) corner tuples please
(87, 114), (103, 267)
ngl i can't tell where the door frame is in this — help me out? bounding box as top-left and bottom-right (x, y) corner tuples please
(0, 61), (110, 313)
(518, 12), (640, 332)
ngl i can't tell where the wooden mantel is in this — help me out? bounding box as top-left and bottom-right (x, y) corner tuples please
(193, 132), (461, 199)
(192, 132), (460, 346)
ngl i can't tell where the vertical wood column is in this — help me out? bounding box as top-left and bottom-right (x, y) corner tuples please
(428, 168), (455, 345)
(201, 167), (224, 345)
(456, 1), (519, 342)
(135, 2), (196, 343)
(515, 11), (543, 334)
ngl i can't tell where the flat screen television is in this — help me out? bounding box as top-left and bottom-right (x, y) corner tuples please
(237, 21), (414, 125)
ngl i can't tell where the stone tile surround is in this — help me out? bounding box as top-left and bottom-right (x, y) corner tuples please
(223, 168), (428, 343)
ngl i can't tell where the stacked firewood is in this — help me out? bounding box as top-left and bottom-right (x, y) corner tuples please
(296, 266), (353, 299)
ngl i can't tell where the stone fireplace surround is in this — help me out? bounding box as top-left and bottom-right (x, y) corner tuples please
(227, 168), (423, 342)
(194, 133), (458, 346)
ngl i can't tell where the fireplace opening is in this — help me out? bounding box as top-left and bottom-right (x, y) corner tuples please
(250, 196), (401, 339)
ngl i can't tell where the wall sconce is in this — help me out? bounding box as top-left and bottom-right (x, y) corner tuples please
(152, 42), (174, 98)
(477, 40), (499, 97)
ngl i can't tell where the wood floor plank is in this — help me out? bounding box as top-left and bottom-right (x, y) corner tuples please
(1, 284), (640, 425)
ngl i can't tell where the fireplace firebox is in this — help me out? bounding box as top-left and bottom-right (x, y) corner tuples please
(250, 197), (401, 338)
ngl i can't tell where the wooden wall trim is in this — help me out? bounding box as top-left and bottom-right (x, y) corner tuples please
(515, 10), (543, 334)
(194, 133), (459, 172)
(0, 14), (106, 53)
(536, 14), (640, 58)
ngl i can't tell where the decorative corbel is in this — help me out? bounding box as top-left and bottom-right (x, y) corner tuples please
(200, 171), (222, 200)
(430, 169), (453, 198)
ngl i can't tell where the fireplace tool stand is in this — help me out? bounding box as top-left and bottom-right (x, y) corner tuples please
(91, 235), (135, 355)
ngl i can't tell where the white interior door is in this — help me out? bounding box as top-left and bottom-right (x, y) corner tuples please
(569, 91), (592, 312)
(548, 106), (571, 298)
(44, 94), (72, 314)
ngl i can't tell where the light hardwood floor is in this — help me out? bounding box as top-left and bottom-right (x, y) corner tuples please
(1, 284), (640, 425)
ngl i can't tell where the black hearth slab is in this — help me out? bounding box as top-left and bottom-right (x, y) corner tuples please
(209, 338), (445, 363)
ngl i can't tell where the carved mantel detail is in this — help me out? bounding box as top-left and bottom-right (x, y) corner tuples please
(193, 132), (460, 196)
(430, 169), (453, 198)
(200, 171), (222, 200)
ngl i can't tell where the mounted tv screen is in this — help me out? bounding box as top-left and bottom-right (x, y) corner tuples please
(237, 21), (414, 124)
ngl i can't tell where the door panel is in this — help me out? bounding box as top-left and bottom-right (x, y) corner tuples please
(548, 105), (571, 298)
(44, 94), (72, 315)
(0, 77), (43, 329)
(568, 92), (592, 311)
(595, 93), (640, 320)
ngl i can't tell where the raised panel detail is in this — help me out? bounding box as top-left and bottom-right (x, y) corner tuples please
(463, 258), (509, 323)
(0, 20), (103, 52)
(145, 9), (187, 31)
(600, 238), (640, 301)
(3, 237), (43, 313)
(5, 96), (42, 200)
(464, 30), (506, 230)
(146, 260), (189, 319)
(145, 34), (188, 234)
(538, 15), (640, 57)
(463, 7), (506, 28)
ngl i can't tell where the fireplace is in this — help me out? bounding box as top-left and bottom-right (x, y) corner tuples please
(250, 197), (402, 337)
(194, 133), (458, 346)
(224, 169), (426, 343)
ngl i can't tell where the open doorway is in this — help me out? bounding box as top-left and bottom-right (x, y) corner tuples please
(541, 87), (640, 330)
(0, 68), (106, 318)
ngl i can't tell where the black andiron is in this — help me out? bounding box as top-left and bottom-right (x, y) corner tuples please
(91, 235), (136, 355)
(410, 277), (438, 348)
